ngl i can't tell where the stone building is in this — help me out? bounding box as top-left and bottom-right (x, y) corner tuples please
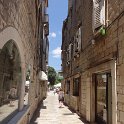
(0, 0), (49, 123)
(61, 0), (124, 124)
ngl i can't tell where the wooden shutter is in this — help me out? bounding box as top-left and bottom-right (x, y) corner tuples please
(75, 31), (79, 52)
(66, 50), (68, 66)
(93, 0), (105, 29)
(69, 44), (72, 61)
(73, 36), (76, 56)
(77, 27), (81, 51)
(100, 0), (105, 25)
(66, 50), (69, 62)
(43, 38), (46, 53)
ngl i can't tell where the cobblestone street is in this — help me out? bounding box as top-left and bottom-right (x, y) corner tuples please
(30, 91), (88, 124)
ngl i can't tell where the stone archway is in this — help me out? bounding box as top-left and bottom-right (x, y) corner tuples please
(0, 27), (26, 111)
(0, 27), (25, 62)
(0, 40), (21, 104)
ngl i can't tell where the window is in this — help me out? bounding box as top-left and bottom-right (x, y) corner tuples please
(75, 31), (79, 52)
(93, 0), (105, 30)
(73, 36), (76, 56)
(66, 49), (69, 65)
(68, 44), (72, 61)
(73, 77), (80, 96)
(77, 27), (81, 51)
(74, 27), (82, 55)
(66, 43), (72, 66)
(66, 80), (70, 94)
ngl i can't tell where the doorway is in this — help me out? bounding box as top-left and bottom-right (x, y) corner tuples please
(73, 77), (81, 112)
(95, 72), (112, 124)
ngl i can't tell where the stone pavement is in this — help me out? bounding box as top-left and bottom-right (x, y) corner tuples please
(30, 91), (89, 124)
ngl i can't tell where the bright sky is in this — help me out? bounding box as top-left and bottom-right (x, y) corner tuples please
(48, 0), (68, 71)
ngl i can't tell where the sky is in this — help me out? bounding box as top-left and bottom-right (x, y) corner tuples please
(48, 0), (68, 71)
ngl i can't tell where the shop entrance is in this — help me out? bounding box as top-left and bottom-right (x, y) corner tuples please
(95, 72), (112, 124)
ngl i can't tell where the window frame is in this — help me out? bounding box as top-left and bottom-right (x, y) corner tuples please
(66, 80), (70, 94)
(73, 77), (80, 96)
(74, 26), (82, 54)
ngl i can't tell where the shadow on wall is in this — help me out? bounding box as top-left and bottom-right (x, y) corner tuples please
(64, 104), (89, 124)
(29, 101), (47, 124)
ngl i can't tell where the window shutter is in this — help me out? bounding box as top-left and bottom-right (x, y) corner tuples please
(75, 27), (82, 52)
(67, 50), (69, 61)
(66, 50), (68, 62)
(75, 31), (79, 52)
(77, 27), (81, 51)
(93, 0), (105, 29)
(43, 38), (46, 53)
(100, 0), (105, 25)
(69, 44), (72, 61)
(73, 36), (76, 56)
(93, 0), (101, 29)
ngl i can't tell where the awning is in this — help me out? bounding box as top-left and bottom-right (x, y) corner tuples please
(39, 71), (48, 81)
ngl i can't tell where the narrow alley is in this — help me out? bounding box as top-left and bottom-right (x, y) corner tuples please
(30, 91), (88, 124)
(0, 0), (124, 124)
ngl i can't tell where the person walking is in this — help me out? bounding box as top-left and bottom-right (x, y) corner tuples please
(58, 88), (64, 108)
(53, 88), (56, 95)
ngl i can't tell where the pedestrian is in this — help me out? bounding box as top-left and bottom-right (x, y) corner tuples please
(53, 88), (56, 95)
(8, 86), (17, 106)
(56, 88), (59, 94)
(58, 88), (64, 108)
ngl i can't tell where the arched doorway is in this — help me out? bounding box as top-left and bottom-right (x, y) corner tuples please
(0, 40), (21, 122)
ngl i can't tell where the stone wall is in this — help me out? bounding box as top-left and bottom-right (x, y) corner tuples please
(62, 0), (124, 123)
(116, 14), (124, 124)
(0, 0), (47, 123)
